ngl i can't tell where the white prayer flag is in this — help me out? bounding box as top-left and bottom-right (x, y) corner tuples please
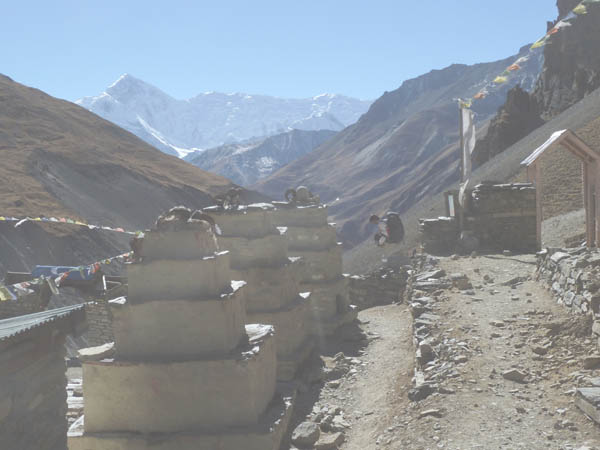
(459, 107), (476, 206)
(461, 107), (476, 181)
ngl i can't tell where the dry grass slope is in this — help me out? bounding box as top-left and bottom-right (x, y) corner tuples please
(0, 74), (233, 230)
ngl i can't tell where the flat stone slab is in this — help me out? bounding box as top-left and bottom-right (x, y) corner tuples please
(204, 205), (275, 239)
(303, 276), (349, 322)
(111, 282), (246, 360)
(550, 252), (570, 264)
(69, 388), (295, 450)
(285, 225), (337, 251)
(247, 295), (311, 357)
(219, 234), (288, 270)
(292, 245), (343, 283)
(82, 325), (276, 433)
(232, 260), (302, 312)
(576, 387), (600, 424)
(127, 252), (231, 304)
(270, 204), (328, 228)
(140, 229), (218, 260)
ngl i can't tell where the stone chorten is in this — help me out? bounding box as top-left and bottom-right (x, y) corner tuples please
(68, 210), (293, 450)
(203, 203), (314, 381)
(270, 200), (358, 338)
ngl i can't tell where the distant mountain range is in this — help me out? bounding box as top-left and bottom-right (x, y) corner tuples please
(185, 129), (337, 186)
(76, 75), (371, 157)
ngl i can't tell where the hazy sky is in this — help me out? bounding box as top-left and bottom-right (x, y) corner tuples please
(2, 0), (557, 101)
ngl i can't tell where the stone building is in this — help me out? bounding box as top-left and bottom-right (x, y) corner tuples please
(68, 214), (293, 450)
(204, 203), (314, 381)
(0, 304), (85, 450)
(270, 202), (358, 338)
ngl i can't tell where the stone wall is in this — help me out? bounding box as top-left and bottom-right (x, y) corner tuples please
(83, 300), (114, 347)
(536, 247), (600, 315)
(419, 183), (537, 255)
(347, 267), (409, 311)
(0, 331), (68, 450)
(467, 183), (537, 253)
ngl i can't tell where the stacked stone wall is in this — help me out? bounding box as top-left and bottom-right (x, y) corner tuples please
(0, 332), (68, 450)
(467, 183), (537, 253)
(348, 267), (408, 311)
(419, 183), (537, 255)
(83, 300), (114, 347)
(536, 247), (600, 315)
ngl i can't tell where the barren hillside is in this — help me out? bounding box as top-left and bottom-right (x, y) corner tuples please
(0, 74), (245, 275)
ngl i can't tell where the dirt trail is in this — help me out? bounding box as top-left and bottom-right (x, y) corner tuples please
(300, 254), (600, 450)
(342, 305), (414, 449)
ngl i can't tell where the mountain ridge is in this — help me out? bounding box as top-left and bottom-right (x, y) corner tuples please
(255, 44), (544, 246)
(186, 129), (337, 186)
(76, 74), (372, 157)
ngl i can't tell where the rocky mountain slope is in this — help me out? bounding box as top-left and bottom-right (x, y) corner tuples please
(345, 84), (600, 274)
(255, 46), (544, 246)
(473, 0), (600, 167)
(0, 74), (245, 276)
(76, 75), (371, 157)
(185, 129), (337, 186)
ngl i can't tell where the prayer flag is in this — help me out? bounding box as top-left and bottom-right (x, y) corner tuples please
(461, 107), (476, 182)
(493, 76), (508, 84)
(574, 3), (587, 14)
(474, 92), (486, 100)
(515, 56), (530, 64)
(554, 20), (573, 30)
(508, 64), (521, 72)
(531, 36), (548, 49)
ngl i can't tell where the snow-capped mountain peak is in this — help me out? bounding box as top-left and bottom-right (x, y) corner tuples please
(76, 75), (372, 157)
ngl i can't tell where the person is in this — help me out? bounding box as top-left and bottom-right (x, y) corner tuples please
(369, 212), (404, 246)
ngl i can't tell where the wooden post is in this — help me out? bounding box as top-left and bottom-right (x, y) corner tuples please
(459, 107), (464, 184)
(535, 163), (543, 250)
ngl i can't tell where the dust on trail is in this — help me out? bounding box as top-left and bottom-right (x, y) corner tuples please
(310, 254), (600, 450)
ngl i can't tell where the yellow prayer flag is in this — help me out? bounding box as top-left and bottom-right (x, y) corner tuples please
(574, 3), (587, 14)
(531, 36), (548, 49)
(493, 76), (508, 84)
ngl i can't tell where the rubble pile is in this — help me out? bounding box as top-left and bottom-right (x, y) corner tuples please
(68, 210), (294, 450)
(204, 203), (314, 381)
(348, 267), (409, 310)
(270, 202), (358, 338)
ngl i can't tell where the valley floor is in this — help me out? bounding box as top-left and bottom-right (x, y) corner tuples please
(295, 254), (600, 450)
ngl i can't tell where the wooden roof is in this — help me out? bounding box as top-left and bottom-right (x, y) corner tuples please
(521, 129), (599, 166)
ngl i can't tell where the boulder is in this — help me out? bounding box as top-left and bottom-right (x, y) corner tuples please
(292, 421), (321, 448)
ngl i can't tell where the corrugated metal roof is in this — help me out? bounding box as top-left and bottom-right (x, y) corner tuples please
(0, 304), (85, 342)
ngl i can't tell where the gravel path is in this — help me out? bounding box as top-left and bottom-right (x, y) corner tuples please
(294, 254), (600, 450)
